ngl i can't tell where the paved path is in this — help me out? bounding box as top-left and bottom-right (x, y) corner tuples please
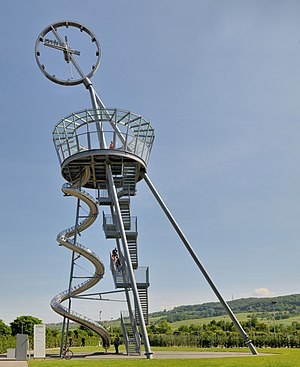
(152, 351), (260, 359)
(46, 350), (265, 360)
(0, 362), (27, 367)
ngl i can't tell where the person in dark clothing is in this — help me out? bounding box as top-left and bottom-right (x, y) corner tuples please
(113, 336), (121, 354)
(81, 337), (85, 347)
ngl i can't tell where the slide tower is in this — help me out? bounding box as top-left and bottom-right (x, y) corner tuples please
(35, 21), (258, 358)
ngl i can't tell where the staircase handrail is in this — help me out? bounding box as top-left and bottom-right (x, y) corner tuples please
(132, 315), (141, 352)
(120, 312), (129, 354)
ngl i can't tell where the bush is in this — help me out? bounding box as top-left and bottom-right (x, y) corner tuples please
(0, 335), (15, 354)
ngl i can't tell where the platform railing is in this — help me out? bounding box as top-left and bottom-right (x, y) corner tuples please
(103, 213), (137, 238)
(110, 255), (149, 288)
(53, 108), (154, 165)
(134, 267), (150, 287)
(110, 255), (129, 287)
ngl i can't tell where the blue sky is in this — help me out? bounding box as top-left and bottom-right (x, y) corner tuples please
(0, 0), (300, 325)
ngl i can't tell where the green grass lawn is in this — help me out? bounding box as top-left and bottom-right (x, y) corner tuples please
(28, 348), (300, 367)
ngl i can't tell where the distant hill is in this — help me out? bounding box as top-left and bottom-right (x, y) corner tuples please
(46, 294), (300, 329)
(150, 294), (300, 323)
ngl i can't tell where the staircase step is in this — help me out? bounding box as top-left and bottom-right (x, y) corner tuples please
(122, 321), (140, 355)
(135, 288), (149, 325)
(127, 239), (138, 269)
(119, 197), (131, 230)
(123, 164), (137, 194)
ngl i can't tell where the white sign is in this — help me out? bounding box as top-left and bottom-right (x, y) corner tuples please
(34, 324), (46, 358)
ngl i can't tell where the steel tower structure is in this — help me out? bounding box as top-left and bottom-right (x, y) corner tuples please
(35, 21), (258, 358)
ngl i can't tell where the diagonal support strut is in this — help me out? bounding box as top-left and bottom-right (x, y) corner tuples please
(142, 172), (258, 355)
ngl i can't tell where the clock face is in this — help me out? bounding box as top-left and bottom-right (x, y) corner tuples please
(35, 21), (101, 86)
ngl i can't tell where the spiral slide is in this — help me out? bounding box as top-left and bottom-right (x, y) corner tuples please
(50, 169), (110, 347)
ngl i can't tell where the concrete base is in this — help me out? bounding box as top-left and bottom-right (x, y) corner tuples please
(6, 350), (15, 359)
(16, 335), (28, 361)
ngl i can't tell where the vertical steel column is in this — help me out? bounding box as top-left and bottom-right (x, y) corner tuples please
(142, 172), (258, 355)
(107, 165), (153, 359)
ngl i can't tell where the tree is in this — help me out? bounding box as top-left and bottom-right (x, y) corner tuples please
(156, 320), (172, 334)
(0, 320), (11, 336)
(79, 324), (97, 337)
(147, 323), (158, 334)
(177, 324), (189, 334)
(10, 316), (42, 337)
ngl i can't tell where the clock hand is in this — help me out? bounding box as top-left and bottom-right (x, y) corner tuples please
(50, 25), (65, 46)
(68, 53), (85, 79)
(50, 26), (81, 64)
(44, 41), (81, 56)
(65, 36), (74, 79)
(63, 35), (72, 63)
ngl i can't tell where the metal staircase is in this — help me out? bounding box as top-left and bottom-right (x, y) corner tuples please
(124, 324), (140, 355)
(127, 239), (138, 270)
(118, 163), (137, 196)
(117, 194), (139, 269)
(120, 311), (141, 355)
(136, 288), (149, 325)
(119, 197), (131, 230)
(103, 213), (139, 269)
(101, 163), (149, 354)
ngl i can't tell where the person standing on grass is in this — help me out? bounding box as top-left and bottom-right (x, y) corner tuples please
(113, 336), (121, 354)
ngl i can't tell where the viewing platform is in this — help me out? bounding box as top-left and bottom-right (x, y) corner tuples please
(52, 108), (155, 189)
